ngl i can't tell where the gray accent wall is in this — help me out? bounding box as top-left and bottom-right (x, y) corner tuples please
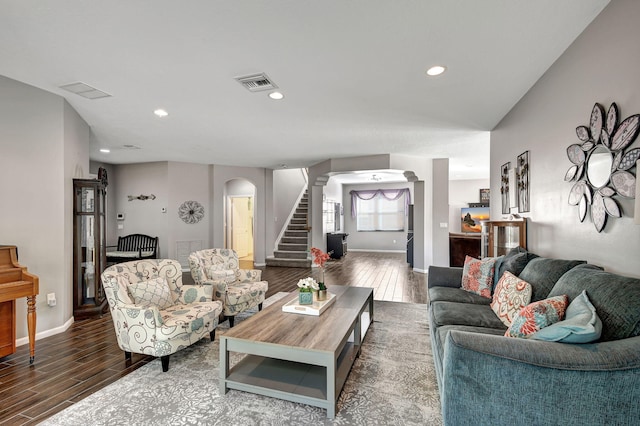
(1, 75), (89, 339)
(491, 0), (640, 277)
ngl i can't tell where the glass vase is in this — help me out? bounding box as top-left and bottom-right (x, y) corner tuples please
(298, 291), (313, 305)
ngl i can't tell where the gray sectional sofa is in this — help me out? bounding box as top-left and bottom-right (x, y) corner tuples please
(428, 248), (640, 425)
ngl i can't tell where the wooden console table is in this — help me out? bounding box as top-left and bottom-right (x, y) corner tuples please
(0, 246), (39, 363)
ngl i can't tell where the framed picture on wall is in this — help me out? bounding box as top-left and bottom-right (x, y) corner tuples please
(479, 188), (490, 204)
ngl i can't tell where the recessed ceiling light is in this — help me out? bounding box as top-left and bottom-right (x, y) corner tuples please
(426, 65), (447, 76)
(268, 92), (284, 100)
(99, 148), (110, 153)
(154, 109), (169, 117)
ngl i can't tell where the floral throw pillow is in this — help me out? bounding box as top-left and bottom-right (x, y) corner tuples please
(505, 295), (569, 338)
(491, 271), (533, 327)
(128, 276), (174, 310)
(461, 256), (497, 299)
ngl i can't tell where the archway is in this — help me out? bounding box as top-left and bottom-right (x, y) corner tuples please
(224, 178), (256, 269)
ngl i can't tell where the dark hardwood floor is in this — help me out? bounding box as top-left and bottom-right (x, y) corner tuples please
(0, 252), (427, 425)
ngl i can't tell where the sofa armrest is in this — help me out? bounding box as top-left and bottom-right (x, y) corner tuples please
(428, 266), (463, 289)
(441, 330), (640, 424)
(176, 284), (213, 304)
(237, 268), (262, 282)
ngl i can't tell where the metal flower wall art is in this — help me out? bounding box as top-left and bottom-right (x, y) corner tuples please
(565, 102), (640, 232)
(178, 200), (205, 224)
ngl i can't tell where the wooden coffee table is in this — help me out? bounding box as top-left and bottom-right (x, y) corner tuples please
(219, 285), (374, 418)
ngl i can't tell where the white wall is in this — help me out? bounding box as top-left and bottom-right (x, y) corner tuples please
(0, 76), (89, 340)
(113, 162), (169, 257)
(167, 162), (211, 262)
(273, 168), (307, 243)
(491, 0), (640, 277)
(343, 182), (413, 252)
(449, 178), (491, 233)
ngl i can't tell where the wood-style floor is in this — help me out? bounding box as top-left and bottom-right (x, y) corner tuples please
(0, 252), (427, 425)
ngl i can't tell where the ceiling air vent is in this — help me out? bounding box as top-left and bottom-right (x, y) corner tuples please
(59, 82), (112, 99)
(235, 73), (277, 92)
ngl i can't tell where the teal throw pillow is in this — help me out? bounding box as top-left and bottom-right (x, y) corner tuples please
(530, 290), (602, 343)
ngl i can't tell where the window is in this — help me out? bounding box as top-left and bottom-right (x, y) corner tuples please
(356, 192), (406, 231)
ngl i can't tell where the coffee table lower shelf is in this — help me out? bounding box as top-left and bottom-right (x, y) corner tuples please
(224, 340), (356, 408)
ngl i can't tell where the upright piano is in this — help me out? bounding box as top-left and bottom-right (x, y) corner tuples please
(0, 246), (39, 363)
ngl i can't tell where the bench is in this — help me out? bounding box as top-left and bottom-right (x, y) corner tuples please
(106, 234), (159, 264)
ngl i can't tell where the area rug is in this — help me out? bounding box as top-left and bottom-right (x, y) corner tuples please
(41, 293), (442, 425)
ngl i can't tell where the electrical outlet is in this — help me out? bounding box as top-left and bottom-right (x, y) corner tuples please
(47, 293), (56, 307)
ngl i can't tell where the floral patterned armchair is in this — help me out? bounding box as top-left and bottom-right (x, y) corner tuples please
(188, 248), (268, 327)
(101, 259), (223, 372)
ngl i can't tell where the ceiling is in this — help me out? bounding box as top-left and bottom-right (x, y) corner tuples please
(0, 1), (609, 181)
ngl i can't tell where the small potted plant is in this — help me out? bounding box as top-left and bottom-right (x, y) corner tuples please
(297, 277), (319, 305)
(310, 247), (331, 300)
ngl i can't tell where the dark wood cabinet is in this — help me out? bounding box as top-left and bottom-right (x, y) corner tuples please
(327, 233), (348, 259)
(73, 179), (108, 319)
(449, 233), (481, 266)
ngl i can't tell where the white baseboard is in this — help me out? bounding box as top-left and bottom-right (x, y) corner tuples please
(253, 262), (266, 267)
(16, 316), (75, 347)
(413, 268), (427, 274)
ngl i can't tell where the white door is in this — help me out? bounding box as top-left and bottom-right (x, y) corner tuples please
(230, 197), (253, 259)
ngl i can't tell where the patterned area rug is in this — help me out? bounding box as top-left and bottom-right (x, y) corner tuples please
(42, 293), (442, 425)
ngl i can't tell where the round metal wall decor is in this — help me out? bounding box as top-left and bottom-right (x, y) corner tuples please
(178, 200), (205, 224)
(565, 102), (639, 232)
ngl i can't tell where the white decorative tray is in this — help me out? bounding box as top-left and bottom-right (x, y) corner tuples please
(282, 292), (336, 316)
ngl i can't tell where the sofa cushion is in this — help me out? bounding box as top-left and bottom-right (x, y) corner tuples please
(431, 301), (507, 329)
(496, 247), (537, 284)
(505, 295), (568, 338)
(461, 256), (496, 298)
(491, 272), (532, 327)
(429, 286), (492, 305)
(548, 264), (640, 341)
(531, 290), (602, 343)
(518, 258), (586, 302)
(128, 277), (174, 310)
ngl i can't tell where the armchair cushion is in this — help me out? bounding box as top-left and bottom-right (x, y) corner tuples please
(128, 276), (175, 310)
(206, 267), (236, 284)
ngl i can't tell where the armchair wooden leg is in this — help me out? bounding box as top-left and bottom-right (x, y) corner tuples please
(210, 329), (216, 341)
(228, 316), (235, 328)
(258, 303), (263, 311)
(124, 351), (132, 362)
(161, 355), (170, 372)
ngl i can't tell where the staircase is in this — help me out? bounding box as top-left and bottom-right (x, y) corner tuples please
(266, 192), (311, 268)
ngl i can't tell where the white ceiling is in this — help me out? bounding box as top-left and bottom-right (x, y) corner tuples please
(0, 1), (609, 181)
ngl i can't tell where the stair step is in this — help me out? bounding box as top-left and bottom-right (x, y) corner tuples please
(293, 213), (307, 219)
(278, 243), (307, 251)
(288, 224), (307, 231)
(274, 250), (308, 259)
(266, 258), (311, 268)
(281, 236), (307, 244)
(290, 219), (306, 225)
(285, 231), (307, 238)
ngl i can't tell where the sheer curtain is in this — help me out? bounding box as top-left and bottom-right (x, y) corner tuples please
(349, 189), (411, 231)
